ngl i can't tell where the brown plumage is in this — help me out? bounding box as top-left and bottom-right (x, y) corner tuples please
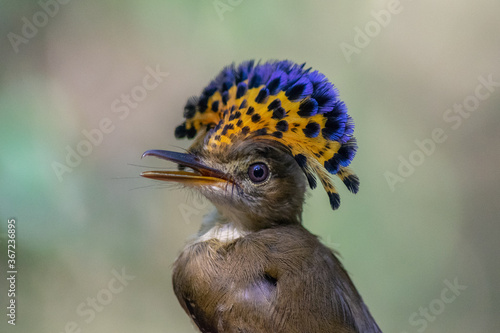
(142, 140), (381, 332)
(174, 224), (379, 333)
(141, 60), (381, 332)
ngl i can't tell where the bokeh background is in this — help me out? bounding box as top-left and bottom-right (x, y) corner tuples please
(1, 0), (499, 332)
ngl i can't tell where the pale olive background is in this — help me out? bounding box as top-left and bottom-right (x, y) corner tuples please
(1, 1), (499, 332)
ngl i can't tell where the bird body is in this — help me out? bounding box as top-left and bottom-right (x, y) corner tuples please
(142, 60), (382, 332)
(173, 217), (379, 333)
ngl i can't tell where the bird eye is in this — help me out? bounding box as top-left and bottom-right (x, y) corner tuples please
(248, 163), (269, 183)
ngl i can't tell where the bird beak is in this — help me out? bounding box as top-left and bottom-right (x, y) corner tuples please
(140, 150), (229, 186)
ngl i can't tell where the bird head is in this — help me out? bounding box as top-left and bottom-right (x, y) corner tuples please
(142, 60), (359, 230)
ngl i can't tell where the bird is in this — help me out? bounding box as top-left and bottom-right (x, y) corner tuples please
(141, 60), (382, 333)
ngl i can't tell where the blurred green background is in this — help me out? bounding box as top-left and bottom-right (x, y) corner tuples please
(1, 0), (499, 332)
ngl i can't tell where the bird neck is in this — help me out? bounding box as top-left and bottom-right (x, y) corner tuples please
(193, 209), (248, 243)
(194, 204), (302, 244)
(224, 199), (304, 228)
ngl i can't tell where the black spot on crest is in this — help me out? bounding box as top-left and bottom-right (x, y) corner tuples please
(249, 74), (262, 89)
(255, 128), (267, 136)
(275, 120), (289, 132)
(236, 82), (248, 99)
(251, 114), (261, 123)
(267, 98), (281, 110)
(222, 91), (229, 105)
(271, 107), (286, 119)
(286, 84), (305, 101)
(322, 117), (342, 141)
(303, 122), (320, 138)
(186, 126), (197, 139)
(211, 100), (219, 112)
(229, 111), (242, 121)
(266, 77), (281, 95)
(298, 98), (318, 117)
(202, 85), (217, 97)
(324, 158), (340, 174)
(175, 123), (187, 138)
(328, 192), (341, 210)
(221, 124), (234, 136)
(197, 96), (208, 113)
(305, 172), (317, 189)
(239, 99), (248, 109)
(294, 154), (307, 168)
(222, 80), (233, 92)
(272, 131), (283, 138)
(255, 88), (269, 104)
(183, 97), (198, 119)
(343, 174), (360, 194)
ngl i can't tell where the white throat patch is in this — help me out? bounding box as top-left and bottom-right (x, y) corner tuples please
(196, 223), (248, 243)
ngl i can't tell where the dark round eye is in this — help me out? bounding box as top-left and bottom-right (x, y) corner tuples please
(248, 163), (269, 183)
